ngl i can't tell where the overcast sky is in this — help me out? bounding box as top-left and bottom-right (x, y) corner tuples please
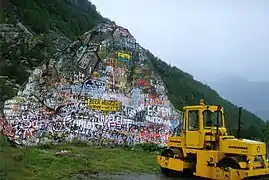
(90, 0), (269, 82)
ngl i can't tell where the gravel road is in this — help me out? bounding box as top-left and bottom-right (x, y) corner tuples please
(71, 171), (200, 180)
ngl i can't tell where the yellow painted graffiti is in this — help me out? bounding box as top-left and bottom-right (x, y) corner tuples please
(117, 52), (131, 60)
(88, 98), (122, 112)
(92, 71), (100, 78)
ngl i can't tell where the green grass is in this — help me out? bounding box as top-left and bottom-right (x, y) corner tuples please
(0, 137), (160, 180)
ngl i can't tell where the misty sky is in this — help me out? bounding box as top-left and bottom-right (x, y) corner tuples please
(90, 0), (269, 82)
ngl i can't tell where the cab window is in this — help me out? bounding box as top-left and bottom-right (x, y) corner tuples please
(188, 110), (199, 130)
(203, 110), (223, 128)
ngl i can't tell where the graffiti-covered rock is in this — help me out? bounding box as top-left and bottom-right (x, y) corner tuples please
(2, 23), (182, 146)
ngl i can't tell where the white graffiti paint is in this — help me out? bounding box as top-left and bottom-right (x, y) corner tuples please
(2, 23), (182, 146)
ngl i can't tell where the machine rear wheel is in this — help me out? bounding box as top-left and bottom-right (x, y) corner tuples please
(160, 166), (170, 176)
(160, 148), (184, 177)
(217, 157), (241, 169)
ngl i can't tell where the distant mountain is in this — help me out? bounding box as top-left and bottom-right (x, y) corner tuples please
(205, 74), (269, 121)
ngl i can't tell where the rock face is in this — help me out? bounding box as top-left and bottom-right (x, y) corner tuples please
(0, 23), (39, 110)
(0, 22), (70, 111)
(2, 23), (182, 146)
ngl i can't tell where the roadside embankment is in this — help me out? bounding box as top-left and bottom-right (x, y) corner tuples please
(0, 136), (164, 180)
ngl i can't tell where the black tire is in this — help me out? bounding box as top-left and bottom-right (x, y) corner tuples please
(217, 157), (241, 169)
(160, 166), (170, 176)
(160, 148), (184, 177)
(159, 149), (175, 177)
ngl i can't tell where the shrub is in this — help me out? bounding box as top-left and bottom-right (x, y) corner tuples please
(0, 134), (10, 151)
(37, 142), (54, 149)
(71, 138), (88, 147)
(133, 142), (162, 152)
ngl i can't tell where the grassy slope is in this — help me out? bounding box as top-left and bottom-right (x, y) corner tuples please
(0, 137), (158, 180)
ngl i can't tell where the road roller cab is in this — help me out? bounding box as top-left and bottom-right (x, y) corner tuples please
(157, 99), (269, 180)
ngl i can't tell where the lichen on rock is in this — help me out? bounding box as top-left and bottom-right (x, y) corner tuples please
(2, 23), (182, 146)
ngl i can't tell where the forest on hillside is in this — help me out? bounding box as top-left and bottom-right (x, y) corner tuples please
(1, 0), (268, 142)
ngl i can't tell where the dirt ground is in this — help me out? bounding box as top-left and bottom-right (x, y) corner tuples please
(71, 171), (199, 180)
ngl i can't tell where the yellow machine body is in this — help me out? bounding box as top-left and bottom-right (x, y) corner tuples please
(157, 100), (269, 180)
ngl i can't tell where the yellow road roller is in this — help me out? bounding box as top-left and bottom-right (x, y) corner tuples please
(157, 99), (269, 180)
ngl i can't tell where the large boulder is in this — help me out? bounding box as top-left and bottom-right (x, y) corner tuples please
(2, 23), (182, 146)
